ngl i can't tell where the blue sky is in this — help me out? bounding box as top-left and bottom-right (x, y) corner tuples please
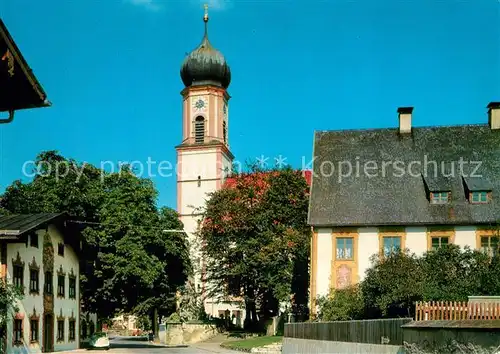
(0, 0), (499, 209)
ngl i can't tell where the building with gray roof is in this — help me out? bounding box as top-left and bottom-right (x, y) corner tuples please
(307, 102), (500, 316)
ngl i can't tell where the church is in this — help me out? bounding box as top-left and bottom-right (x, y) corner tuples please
(175, 7), (243, 322)
(175, 6), (314, 324)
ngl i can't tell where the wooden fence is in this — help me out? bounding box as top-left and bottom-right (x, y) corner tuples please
(415, 301), (500, 321)
(284, 318), (412, 344)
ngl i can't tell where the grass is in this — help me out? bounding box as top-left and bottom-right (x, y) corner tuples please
(221, 336), (283, 352)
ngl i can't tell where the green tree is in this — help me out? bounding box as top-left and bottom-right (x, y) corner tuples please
(136, 315), (152, 331)
(316, 285), (364, 321)
(361, 249), (424, 318)
(199, 166), (310, 329)
(420, 245), (491, 301)
(1, 151), (191, 332)
(0, 282), (22, 352)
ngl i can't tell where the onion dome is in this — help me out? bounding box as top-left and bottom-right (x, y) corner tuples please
(180, 7), (231, 89)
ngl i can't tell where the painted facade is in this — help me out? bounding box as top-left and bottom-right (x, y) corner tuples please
(310, 226), (498, 306)
(1, 223), (80, 353)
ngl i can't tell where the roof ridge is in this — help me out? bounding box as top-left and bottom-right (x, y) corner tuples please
(316, 123), (489, 134)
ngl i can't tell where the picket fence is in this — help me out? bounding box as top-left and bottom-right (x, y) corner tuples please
(415, 301), (500, 321)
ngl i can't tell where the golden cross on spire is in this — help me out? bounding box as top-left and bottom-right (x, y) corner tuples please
(203, 4), (209, 22)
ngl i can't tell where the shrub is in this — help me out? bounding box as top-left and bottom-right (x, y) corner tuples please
(361, 250), (424, 318)
(166, 312), (181, 322)
(316, 285), (364, 321)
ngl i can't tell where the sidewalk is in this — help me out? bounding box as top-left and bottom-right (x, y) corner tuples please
(190, 334), (241, 353)
(190, 342), (242, 353)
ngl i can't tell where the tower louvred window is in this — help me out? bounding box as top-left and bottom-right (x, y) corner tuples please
(195, 116), (205, 143)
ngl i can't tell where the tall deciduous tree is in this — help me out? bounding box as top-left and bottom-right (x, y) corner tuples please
(1, 151), (191, 329)
(199, 166), (310, 329)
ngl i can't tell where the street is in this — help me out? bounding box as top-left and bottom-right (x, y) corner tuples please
(65, 336), (240, 354)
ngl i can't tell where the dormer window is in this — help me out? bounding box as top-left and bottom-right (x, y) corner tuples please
(430, 191), (449, 204)
(462, 177), (493, 205)
(470, 191), (489, 204)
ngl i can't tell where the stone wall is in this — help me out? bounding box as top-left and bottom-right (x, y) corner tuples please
(282, 338), (402, 353)
(402, 320), (500, 352)
(161, 322), (218, 345)
(283, 319), (500, 353)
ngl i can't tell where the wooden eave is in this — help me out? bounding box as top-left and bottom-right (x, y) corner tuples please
(0, 18), (50, 112)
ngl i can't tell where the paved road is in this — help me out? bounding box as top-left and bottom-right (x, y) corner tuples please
(62, 336), (239, 354)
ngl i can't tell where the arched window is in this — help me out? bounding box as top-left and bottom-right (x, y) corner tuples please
(197, 176), (201, 187)
(195, 116), (205, 143)
(223, 121), (227, 144)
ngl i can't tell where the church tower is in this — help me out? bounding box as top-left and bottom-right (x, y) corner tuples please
(176, 6), (234, 295)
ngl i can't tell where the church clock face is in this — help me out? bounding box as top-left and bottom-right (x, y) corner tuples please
(193, 98), (207, 112)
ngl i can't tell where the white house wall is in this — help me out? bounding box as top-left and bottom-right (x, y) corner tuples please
(404, 227), (428, 257)
(454, 226), (477, 249)
(4, 224), (80, 353)
(357, 228), (379, 280)
(311, 225), (481, 303)
(6, 230), (43, 354)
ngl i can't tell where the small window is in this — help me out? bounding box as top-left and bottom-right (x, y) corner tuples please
(336, 237), (354, 259)
(58, 275), (65, 297)
(44, 271), (53, 295)
(470, 191), (489, 203)
(30, 319), (39, 342)
(197, 176), (201, 187)
(430, 192), (449, 204)
(30, 269), (39, 293)
(13, 318), (23, 345)
(194, 116), (205, 144)
(481, 236), (499, 257)
(30, 233), (38, 248)
(431, 236), (449, 250)
(69, 320), (76, 341)
(57, 320), (64, 341)
(58, 243), (64, 256)
(13, 265), (23, 288)
(382, 236), (401, 256)
(69, 277), (76, 299)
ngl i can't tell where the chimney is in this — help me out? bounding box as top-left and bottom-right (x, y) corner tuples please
(398, 107), (413, 134)
(487, 102), (500, 130)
